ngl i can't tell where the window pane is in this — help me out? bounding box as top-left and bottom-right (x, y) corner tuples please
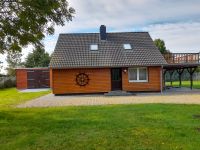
(123, 44), (132, 50)
(139, 68), (147, 80)
(129, 68), (137, 80)
(90, 44), (98, 50)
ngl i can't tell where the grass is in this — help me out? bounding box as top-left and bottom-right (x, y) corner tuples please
(1, 88), (200, 149)
(1, 105), (200, 150)
(0, 88), (50, 108)
(166, 80), (200, 89)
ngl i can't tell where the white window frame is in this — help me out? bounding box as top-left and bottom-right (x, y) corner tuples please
(90, 44), (98, 51)
(128, 67), (148, 82)
(123, 44), (132, 50)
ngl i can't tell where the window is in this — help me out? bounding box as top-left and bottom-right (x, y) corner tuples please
(90, 44), (98, 51)
(123, 44), (132, 50)
(128, 67), (148, 82)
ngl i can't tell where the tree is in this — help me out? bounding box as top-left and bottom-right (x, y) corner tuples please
(25, 46), (51, 68)
(0, 61), (3, 74)
(154, 39), (170, 54)
(6, 51), (23, 76)
(0, 0), (75, 54)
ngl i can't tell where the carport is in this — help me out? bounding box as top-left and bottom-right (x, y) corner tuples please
(163, 53), (200, 89)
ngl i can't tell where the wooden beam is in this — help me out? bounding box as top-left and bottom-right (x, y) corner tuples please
(169, 70), (174, 86)
(177, 68), (184, 87)
(187, 67), (197, 90)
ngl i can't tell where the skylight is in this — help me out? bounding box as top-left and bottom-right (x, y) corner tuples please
(90, 44), (98, 51)
(123, 44), (132, 50)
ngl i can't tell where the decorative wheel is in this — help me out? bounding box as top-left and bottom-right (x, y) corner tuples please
(76, 73), (89, 86)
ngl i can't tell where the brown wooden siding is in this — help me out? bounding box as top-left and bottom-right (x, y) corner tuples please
(52, 68), (111, 94)
(50, 68), (53, 88)
(16, 70), (27, 89)
(122, 67), (161, 92)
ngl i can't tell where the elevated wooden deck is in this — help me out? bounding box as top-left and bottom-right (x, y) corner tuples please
(163, 53), (200, 64)
(162, 53), (200, 90)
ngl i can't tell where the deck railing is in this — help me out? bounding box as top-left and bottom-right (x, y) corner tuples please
(163, 53), (200, 64)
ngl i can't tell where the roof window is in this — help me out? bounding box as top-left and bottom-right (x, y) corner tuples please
(90, 44), (98, 51)
(123, 44), (132, 50)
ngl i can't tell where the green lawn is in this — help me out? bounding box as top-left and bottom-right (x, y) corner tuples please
(0, 88), (50, 108)
(1, 88), (200, 150)
(166, 80), (200, 89)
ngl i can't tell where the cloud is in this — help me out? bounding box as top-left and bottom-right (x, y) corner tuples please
(45, 21), (200, 55)
(50, 0), (200, 53)
(143, 22), (200, 52)
(64, 0), (200, 32)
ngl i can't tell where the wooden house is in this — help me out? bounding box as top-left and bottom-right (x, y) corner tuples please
(49, 25), (167, 94)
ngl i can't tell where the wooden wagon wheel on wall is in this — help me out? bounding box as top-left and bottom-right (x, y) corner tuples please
(76, 73), (89, 86)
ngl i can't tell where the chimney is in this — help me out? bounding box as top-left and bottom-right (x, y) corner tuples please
(100, 25), (107, 40)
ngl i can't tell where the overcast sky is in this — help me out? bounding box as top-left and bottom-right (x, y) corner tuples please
(1, 0), (200, 73)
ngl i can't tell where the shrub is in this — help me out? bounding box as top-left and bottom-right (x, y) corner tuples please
(0, 77), (16, 89)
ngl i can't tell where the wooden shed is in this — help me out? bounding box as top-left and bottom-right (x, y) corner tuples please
(16, 68), (50, 89)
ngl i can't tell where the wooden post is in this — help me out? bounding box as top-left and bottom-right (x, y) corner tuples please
(186, 54), (188, 63)
(169, 70), (174, 87)
(177, 68), (184, 87)
(187, 67), (197, 90)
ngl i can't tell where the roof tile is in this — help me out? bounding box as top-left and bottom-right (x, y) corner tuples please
(50, 32), (167, 68)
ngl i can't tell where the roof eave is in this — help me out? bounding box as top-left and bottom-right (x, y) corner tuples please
(50, 64), (167, 69)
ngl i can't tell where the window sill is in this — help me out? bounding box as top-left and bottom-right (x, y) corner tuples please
(129, 80), (148, 83)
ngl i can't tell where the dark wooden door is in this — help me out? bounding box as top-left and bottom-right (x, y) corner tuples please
(27, 70), (37, 89)
(27, 70), (50, 89)
(111, 68), (122, 91)
(39, 70), (50, 88)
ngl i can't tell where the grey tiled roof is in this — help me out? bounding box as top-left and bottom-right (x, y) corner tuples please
(50, 32), (167, 68)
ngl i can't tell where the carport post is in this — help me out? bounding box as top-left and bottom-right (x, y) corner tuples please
(177, 68), (184, 87)
(187, 67), (197, 90)
(169, 70), (174, 87)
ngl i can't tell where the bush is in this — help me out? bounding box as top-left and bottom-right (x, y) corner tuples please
(0, 77), (16, 89)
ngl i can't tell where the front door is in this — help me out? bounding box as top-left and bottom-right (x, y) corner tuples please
(111, 68), (122, 91)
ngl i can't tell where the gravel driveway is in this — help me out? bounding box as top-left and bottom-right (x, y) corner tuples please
(17, 92), (200, 108)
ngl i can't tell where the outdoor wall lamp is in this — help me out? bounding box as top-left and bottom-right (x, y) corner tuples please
(123, 68), (127, 73)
